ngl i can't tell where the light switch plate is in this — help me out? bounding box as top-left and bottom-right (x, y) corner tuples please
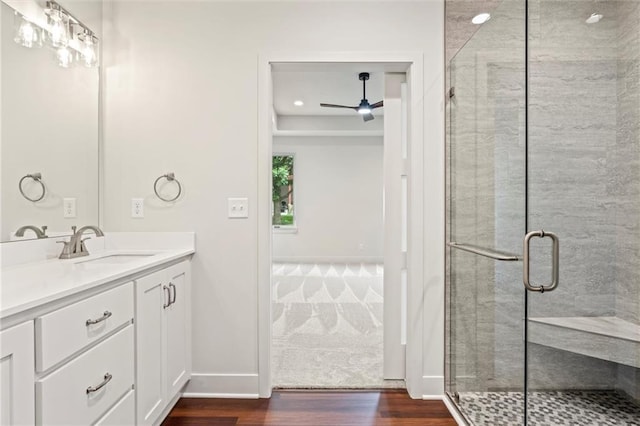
(131, 198), (144, 218)
(228, 197), (249, 218)
(63, 198), (76, 218)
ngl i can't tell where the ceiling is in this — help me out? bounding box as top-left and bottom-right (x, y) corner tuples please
(273, 71), (384, 117)
(272, 67), (395, 117)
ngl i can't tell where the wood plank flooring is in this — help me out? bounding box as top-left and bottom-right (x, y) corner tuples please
(162, 390), (457, 426)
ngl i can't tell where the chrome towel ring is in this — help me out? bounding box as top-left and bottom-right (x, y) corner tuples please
(19, 173), (46, 202)
(154, 172), (182, 202)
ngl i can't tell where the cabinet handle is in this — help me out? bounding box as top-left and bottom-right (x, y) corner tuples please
(86, 372), (112, 394)
(86, 311), (112, 326)
(169, 283), (177, 305)
(163, 285), (171, 308)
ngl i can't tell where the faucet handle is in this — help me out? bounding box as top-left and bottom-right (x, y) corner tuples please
(71, 225), (77, 234)
(57, 240), (73, 258)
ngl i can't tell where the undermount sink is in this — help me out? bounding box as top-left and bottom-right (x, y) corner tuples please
(75, 254), (156, 265)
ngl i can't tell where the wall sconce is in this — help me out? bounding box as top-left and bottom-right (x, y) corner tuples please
(12, 0), (99, 69)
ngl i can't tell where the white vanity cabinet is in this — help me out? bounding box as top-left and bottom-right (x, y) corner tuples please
(135, 260), (191, 425)
(0, 321), (35, 426)
(1, 240), (194, 426)
(35, 282), (135, 425)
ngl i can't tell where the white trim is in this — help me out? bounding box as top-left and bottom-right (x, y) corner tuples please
(258, 51), (426, 399)
(273, 130), (383, 137)
(272, 256), (383, 264)
(421, 375), (445, 396)
(183, 373), (260, 398)
(272, 226), (298, 234)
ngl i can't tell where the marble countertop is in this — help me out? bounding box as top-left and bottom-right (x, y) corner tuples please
(1, 233), (195, 320)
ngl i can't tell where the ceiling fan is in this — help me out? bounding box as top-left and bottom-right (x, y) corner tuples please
(320, 72), (383, 122)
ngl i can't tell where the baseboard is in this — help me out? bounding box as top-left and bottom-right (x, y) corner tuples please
(272, 256), (384, 263)
(182, 373), (260, 398)
(421, 375), (445, 398)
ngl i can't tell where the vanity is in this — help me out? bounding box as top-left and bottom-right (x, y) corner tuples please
(0, 232), (195, 425)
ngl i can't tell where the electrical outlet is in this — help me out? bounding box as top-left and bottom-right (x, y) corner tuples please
(228, 197), (249, 218)
(131, 198), (144, 218)
(63, 198), (76, 218)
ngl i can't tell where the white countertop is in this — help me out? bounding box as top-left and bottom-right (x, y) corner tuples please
(1, 232), (195, 320)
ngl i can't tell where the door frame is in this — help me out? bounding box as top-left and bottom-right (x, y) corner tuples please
(257, 51), (428, 398)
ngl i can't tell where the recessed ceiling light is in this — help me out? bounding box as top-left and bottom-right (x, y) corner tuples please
(293, 100), (304, 107)
(472, 13), (491, 25)
(586, 13), (603, 24)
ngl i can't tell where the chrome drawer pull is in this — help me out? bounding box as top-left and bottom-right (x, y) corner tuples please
(86, 311), (112, 326)
(169, 283), (176, 305)
(86, 372), (112, 394)
(163, 285), (171, 308)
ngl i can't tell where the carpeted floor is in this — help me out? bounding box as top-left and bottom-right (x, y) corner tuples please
(271, 262), (405, 389)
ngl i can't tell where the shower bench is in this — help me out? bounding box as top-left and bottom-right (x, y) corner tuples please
(528, 316), (640, 368)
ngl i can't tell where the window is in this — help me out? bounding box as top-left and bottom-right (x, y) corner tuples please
(272, 154), (294, 227)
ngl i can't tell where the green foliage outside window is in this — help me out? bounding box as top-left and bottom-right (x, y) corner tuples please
(272, 155), (294, 226)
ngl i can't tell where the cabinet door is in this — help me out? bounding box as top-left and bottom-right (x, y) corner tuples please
(135, 271), (166, 426)
(164, 261), (191, 398)
(0, 321), (35, 426)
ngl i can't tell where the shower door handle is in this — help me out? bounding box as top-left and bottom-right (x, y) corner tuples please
(523, 230), (559, 293)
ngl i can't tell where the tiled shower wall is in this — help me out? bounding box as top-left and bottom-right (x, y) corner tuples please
(615, 0), (640, 399)
(446, 0), (640, 400)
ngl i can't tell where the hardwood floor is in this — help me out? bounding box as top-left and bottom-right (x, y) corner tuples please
(162, 390), (458, 426)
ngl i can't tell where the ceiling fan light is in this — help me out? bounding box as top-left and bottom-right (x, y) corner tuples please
(358, 107), (372, 114)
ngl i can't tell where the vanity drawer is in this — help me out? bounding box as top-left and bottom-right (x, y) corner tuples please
(94, 389), (135, 426)
(36, 282), (134, 371)
(36, 325), (134, 426)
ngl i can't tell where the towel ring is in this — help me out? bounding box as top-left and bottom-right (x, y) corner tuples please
(19, 173), (46, 202)
(154, 172), (182, 202)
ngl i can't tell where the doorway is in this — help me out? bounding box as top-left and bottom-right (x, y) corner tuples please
(255, 54), (419, 396)
(269, 65), (404, 389)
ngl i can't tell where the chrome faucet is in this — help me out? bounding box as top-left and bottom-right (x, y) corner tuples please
(15, 225), (48, 239)
(58, 225), (105, 259)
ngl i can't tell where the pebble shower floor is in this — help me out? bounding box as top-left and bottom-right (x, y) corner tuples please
(456, 390), (640, 426)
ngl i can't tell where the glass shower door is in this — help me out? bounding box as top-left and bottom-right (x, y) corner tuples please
(447, 0), (527, 424)
(525, 0), (640, 423)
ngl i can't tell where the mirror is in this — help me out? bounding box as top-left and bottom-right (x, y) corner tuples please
(0, 0), (101, 242)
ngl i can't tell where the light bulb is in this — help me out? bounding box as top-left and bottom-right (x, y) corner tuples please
(586, 13), (603, 24)
(57, 46), (73, 68)
(82, 37), (97, 67)
(48, 10), (69, 47)
(358, 107), (372, 115)
(14, 14), (42, 48)
(472, 13), (491, 25)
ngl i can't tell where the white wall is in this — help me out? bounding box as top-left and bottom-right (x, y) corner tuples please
(277, 115), (383, 132)
(102, 0), (444, 397)
(272, 137), (383, 262)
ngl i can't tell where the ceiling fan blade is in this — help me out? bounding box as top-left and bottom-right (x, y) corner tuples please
(320, 103), (358, 110)
(362, 113), (375, 122)
(370, 100), (384, 109)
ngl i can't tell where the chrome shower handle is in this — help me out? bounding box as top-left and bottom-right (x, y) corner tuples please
(523, 230), (559, 293)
